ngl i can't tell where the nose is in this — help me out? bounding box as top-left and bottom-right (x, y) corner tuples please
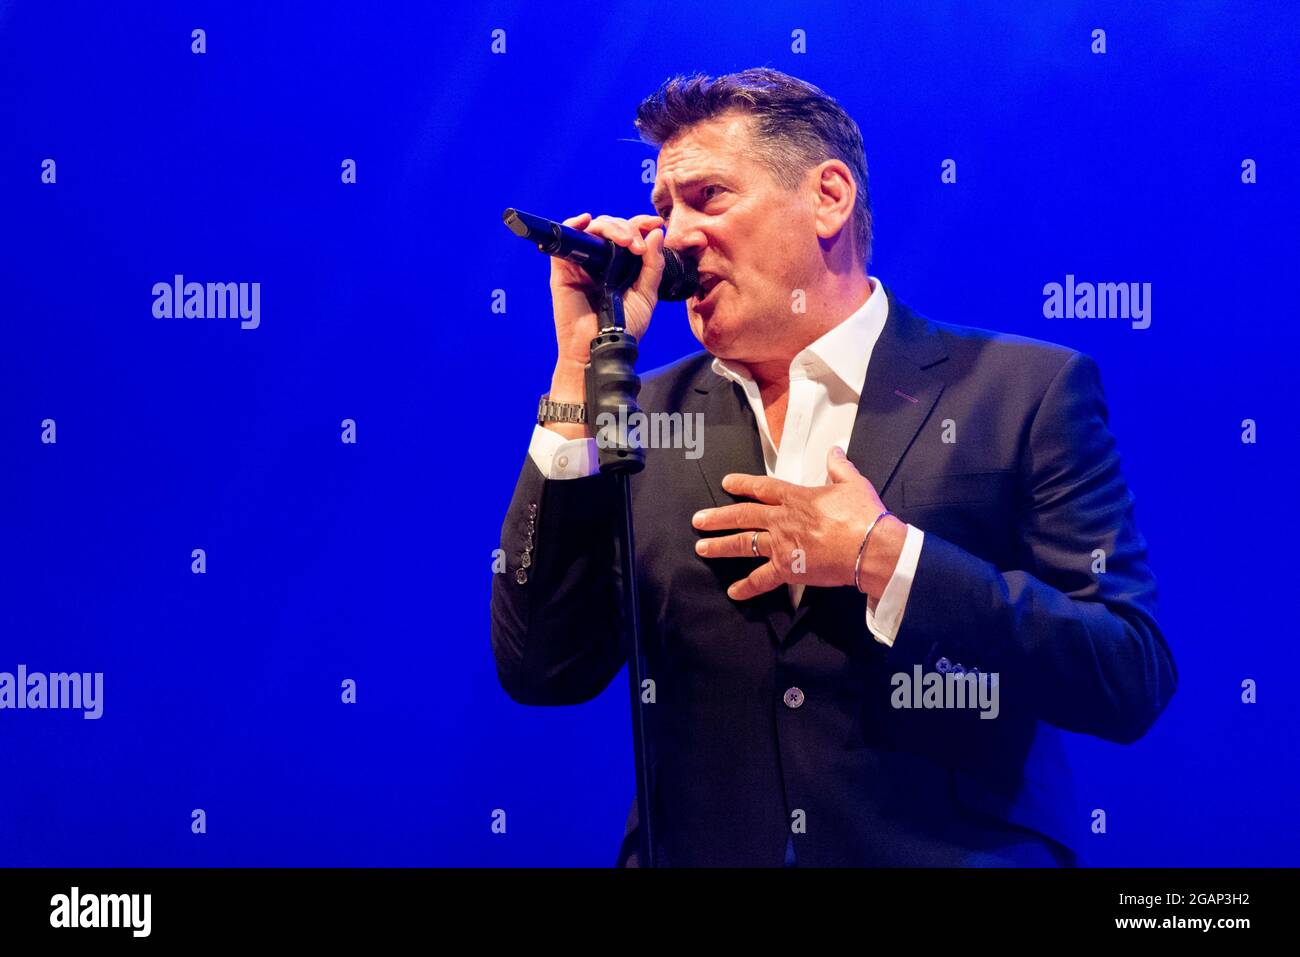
(663, 211), (707, 259)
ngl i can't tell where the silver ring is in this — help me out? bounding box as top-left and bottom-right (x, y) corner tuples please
(751, 531), (761, 557)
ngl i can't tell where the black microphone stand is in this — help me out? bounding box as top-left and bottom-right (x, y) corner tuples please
(502, 208), (697, 867)
(586, 279), (656, 868)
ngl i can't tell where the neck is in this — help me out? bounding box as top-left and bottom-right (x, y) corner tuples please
(745, 272), (874, 393)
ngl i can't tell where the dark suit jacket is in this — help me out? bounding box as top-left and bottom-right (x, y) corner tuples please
(490, 283), (1175, 867)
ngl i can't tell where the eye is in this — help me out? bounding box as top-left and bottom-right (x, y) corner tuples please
(657, 185), (725, 223)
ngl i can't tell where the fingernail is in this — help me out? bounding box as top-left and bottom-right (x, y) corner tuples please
(695, 540), (707, 555)
(692, 511), (706, 526)
(833, 446), (846, 458)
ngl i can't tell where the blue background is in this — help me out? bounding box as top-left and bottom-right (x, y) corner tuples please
(1, 0), (1296, 866)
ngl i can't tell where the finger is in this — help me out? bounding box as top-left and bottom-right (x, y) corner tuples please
(692, 502), (772, 531)
(629, 214), (665, 232)
(588, 215), (648, 254)
(826, 445), (863, 484)
(635, 226), (665, 295)
(728, 562), (785, 601)
(694, 530), (767, 560)
(720, 472), (793, 504)
(550, 216), (594, 282)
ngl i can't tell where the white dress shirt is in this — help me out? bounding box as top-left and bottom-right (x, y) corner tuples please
(527, 276), (924, 647)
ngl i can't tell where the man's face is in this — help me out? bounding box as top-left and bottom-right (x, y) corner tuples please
(651, 111), (820, 364)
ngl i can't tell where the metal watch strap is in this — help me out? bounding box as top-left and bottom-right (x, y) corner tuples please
(537, 392), (587, 425)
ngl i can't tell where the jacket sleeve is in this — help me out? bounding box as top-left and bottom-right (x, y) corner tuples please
(890, 350), (1176, 744)
(490, 453), (627, 705)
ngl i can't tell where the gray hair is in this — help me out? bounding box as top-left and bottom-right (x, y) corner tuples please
(635, 67), (872, 266)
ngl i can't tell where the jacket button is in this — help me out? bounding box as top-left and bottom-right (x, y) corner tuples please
(936, 657), (952, 673)
(515, 568), (528, 584)
(783, 687), (805, 709)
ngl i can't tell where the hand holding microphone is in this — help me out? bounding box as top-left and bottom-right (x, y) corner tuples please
(503, 207), (698, 361)
(549, 212), (670, 367)
(503, 207), (697, 439)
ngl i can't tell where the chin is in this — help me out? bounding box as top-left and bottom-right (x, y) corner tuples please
(690, 302), (745, 357)
(697, 316), (734, 355)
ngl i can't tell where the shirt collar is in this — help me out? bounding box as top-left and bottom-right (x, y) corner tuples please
(710, 277), (888, 397)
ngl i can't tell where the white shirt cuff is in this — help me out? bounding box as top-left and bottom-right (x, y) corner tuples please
(528, 424), (600, 479)
(865, 524), (925, 647)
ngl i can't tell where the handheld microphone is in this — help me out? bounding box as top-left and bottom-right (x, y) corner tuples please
(503, 208), (699, 301)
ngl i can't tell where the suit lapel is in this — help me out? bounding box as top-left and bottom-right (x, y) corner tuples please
(847, 285), (949, 503)
(691, 366), (796, 631)
(694, 373), (766, 512)
(690, 284), (950, 645)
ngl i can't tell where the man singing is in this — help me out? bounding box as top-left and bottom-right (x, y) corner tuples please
(490, 67), (1175, 867)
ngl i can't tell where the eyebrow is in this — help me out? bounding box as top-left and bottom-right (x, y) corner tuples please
(649, 173), (723, 212)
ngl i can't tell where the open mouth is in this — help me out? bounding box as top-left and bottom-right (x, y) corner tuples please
(694, 273), (724, 306)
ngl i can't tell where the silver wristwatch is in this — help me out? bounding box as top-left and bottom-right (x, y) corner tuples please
(537, 392), (587, 425)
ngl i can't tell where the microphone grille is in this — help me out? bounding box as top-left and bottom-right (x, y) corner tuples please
(659, 250), (700, 302)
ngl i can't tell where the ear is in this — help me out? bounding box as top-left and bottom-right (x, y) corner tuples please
(810, 159), (856, 244)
